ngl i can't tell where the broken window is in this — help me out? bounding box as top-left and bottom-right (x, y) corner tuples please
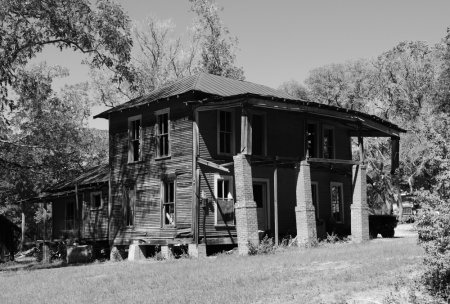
(218, 110), (233, 154)
(156, 110), (170, 158)
(307, 123), (318, 158)
(323, 127), (335, 159)
(252, 114), (266, 156)
(90, 192), (103, 210)
(162, 180), (175, 226)
(128, 115), (142, 162)
(215, 177), (235, 226)
(330, 183), (343, 223)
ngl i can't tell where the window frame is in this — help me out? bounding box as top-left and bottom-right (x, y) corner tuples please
(90, 191), (104, 211)
(128, 115), (142, 163)
(217, 109), (235, 156)
(155, 108), (171, 159)
(214, 174), (235, 227)
(330, 182), (344, 223)
(161, 178), (176, 227)
(250, 111), (267, 156)
(311, 181), (319, 219)
(306, 121), (319, 158)
(322, 125), (335, 159)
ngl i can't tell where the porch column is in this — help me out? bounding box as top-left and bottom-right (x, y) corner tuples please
(351, 165), (370, 243)
(233, 153), (259, 255)
(295, 161), (317, 246)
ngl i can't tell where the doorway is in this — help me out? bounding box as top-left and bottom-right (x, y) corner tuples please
(252, 179), (270, 232)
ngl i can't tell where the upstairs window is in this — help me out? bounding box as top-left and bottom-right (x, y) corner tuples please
(162, 180), (176, 226)
(156, 109), (170, 158)
(218, 110), (233, 155)
(215, 176), (235, 226)
(330, 182), (343, 223)
(251, 113), (266, 156)
(307, 123), (318, 158)
(90, 191), (103, 210)
(128, 115), (142, 162)
(323, 127), (335, 159)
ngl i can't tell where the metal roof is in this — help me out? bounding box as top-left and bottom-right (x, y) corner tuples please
(45, 164), (109, 193)
(94, 73), (295, 118)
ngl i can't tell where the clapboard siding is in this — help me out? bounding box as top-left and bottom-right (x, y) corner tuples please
(109, 99), (194, 244)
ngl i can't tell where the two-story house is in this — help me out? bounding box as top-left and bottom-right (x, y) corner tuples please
(89, 72), (404, 258)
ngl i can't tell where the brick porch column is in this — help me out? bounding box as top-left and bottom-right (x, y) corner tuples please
(295, 161), (317, 246)
(233, 154), (259, 255)
(351, 165), (370, 243)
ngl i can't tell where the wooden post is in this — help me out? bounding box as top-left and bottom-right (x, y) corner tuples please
(240, 108), (252, 155)
(21, 202), (25, 250)
(75, 184), (80, 239)
(192, 109), (200, 245)
(358, 136), (364, 164)
(273, 159), (279, 245)
(108, 177), (112, 244)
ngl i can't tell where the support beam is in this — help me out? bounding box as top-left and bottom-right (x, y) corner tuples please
(240, 108), (252, 155)
(295, 161), (317, 246)
(308, 158), (361, 166)
(273, 160), (279, 245)
(351, 165), (370, 243)
(75, 184), (80, 239)
(358, 136), (365, 164)
(21, 203), (25, 250)
(233, 154), (259, 255)
(197, 157), (230, 173)
(192, 110), (199, 246)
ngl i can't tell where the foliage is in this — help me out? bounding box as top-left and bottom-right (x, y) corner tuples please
(0, 64), (108, 236)
(0, 0), (133, 109)
(278, 79), (310, 100)
(416, 191), (450, 301)
(248, 235), (276, 255)
(189, 0), (244, 80)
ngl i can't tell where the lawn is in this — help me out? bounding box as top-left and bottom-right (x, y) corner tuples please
(0, 225), (424, 304)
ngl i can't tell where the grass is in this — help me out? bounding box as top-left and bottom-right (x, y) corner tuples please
(0, 227), (423, 304)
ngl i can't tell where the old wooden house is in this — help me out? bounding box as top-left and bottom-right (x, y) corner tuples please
(91, 72), (404, 258)
(35, 164), (110, 244)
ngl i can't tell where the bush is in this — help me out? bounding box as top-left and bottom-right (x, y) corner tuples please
(248, 235), (276, 255)
(416, 191), (450, 301)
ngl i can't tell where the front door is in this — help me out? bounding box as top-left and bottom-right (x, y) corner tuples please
(252, 180), (269, 231)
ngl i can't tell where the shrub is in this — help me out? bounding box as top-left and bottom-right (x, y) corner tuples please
(248, 235), (276, 255)
(416, 191), (450, 301)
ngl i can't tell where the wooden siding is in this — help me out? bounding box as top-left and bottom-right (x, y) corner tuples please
(109, 99), (193, 245)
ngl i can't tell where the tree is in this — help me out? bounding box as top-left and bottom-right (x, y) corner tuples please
(0, 0), (133, 111)
(189, 0), (245, 80)
(278, 80), (310, 100)
(0, 64), (107, 235)
(305, 60), (373, 111)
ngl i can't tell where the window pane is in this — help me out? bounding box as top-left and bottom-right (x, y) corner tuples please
(218, 180), (223, 199)
(169, 182), (174, 203)
(217, 199), (234, 226)
(307, 124), (317, 157)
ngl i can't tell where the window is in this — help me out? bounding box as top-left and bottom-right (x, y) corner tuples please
(124, 187), (135, 227)
(162, 180), (176, 226)
(323, 127), (335, 159)
(251, 113), (266, 156)
(307, 123), (318, 158)
(330, 182), (344, 223)
(156, 109), (170, 158)
(90, 191), (103, 210)
(218, 110), (233, 155)
(215, 175), (235, 226)
(128, 115), (142, 162)
(65, 201), (75, 230)
(311, 182), (319, 219)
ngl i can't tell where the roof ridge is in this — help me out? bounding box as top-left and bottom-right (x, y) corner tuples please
(193, 72), (203, 90)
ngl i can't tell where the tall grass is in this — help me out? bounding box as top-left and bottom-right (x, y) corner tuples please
(0, 235), (422, 304)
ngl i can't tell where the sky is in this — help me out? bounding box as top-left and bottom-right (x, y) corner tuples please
(31, 0), (450, 129)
